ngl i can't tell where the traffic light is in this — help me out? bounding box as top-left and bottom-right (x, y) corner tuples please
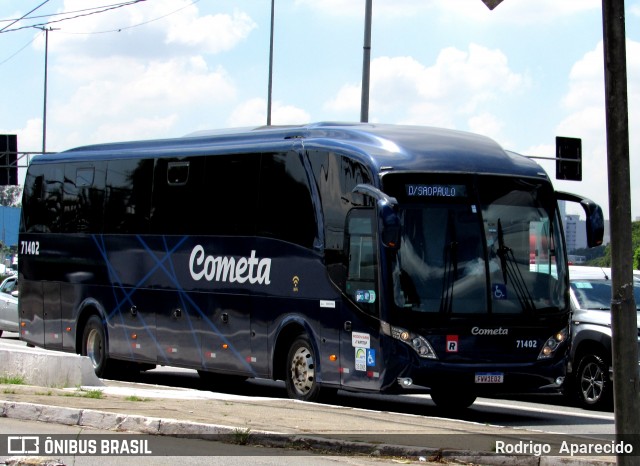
(556, 136), (582, 181)
(0, 135), (18, 186)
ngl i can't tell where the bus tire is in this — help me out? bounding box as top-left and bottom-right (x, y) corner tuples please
(82, 315), (110, 378)
(575, 353), (612, 410)
(430, 387), (476, 410)
(285, 335), (321, 402)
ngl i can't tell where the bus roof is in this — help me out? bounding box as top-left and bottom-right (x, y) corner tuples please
(34, 122), (548, 179)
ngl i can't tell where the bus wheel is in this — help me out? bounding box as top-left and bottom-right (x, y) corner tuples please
(82, 315), (109, 377)
(575, 354), (611, 410)
(430, 387), (476, 410)
(285, 335), (321, 402)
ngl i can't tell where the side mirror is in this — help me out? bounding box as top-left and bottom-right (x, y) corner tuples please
(353, 184), (401, 249)
(556, 191), (604, 248)
(378, 198), (401, 249)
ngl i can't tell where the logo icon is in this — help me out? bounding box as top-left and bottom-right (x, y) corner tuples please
(8, 436), (40, 454)
(446, 335), (459, 352)
(292, 275), (299, 292)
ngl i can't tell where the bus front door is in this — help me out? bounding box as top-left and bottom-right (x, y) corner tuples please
(340, 208), (383, 390)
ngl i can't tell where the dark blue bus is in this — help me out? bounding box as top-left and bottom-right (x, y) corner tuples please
(18, 123), (603, 409)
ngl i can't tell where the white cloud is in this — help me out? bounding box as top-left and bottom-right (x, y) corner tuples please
(294, 0), (599, 22)
(325, 43), (525, 134)
(45, 1), (256, 58)
(48, 55), (236, 148)
(467, 113), (504, 141)
(552, 39), (640, 219)
(227, 98), (310, 127)
(166, 10), (256, 53)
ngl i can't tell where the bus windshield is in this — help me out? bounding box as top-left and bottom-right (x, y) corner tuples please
(385, 175), (567, 315)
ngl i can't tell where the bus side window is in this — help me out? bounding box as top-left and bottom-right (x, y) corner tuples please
(23, 164), (64, 233)
(258, 151), (317, 249)
(345, 208), (378, 315)
(105, 159), (153, 234)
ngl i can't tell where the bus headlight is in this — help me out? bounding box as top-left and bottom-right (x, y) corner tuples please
(381, 321), (437, 359)
(538, 327), (568, 360)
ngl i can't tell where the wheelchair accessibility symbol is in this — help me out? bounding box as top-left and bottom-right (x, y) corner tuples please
(493, 284), (507, 300)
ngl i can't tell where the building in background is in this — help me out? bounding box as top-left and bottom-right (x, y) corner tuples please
(0, 206), (20, 248)
(563, 213), (610, 253)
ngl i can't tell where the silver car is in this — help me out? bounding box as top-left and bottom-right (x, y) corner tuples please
(0, 275), (18, 337)
(567, 266), (640, 409)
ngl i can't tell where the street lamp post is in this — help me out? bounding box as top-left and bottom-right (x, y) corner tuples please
(42, 27), (50, 153)
(360, 0), (372, 123)
(267, 0), (275, 126)
(39, 26), (58, 154)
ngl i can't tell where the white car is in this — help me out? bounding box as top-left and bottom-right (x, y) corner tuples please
(567, 266), (640, 409)
(0, 275), (19, 337)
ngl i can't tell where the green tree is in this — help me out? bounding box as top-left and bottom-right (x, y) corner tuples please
(0, 186), (22, 207)
(589, 220), (640, 269)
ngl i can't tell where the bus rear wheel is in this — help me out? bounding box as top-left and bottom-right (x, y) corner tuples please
(285, 335), (321, 402)
(82, 315), (110, 377)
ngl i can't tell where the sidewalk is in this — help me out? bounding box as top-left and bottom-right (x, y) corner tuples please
(0, 379), (616, 465)
(0, 338), (618, 465)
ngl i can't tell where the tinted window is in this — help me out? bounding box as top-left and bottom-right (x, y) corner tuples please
(308, 151), (373, 286)
(258, 151), (317, 249)
(104, 158), (153, 234)
(203, 153), (260, 236)
(62, 163), (106, 233)
(22, 163), (64, 233)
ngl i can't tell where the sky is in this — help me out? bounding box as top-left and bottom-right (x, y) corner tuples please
(1, 0), (639, 221)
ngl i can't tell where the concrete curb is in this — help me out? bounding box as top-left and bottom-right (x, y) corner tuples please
(0, 348), (103, 388)
(1, 400), (614, 465)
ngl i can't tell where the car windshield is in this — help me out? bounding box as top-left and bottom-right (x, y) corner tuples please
(571, 279), (640, 310)
(384, 174), (567, 315)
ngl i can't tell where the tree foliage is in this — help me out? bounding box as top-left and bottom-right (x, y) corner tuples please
(587, 220), (640, 269)
(0, 186), (22, 207)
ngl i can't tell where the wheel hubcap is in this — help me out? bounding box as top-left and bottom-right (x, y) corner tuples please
(86, 329), (103, 369)
(290, 346), (315, 395)
(580, 362), (604, 403)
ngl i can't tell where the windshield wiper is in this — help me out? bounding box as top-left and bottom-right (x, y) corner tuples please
(440, 211), (458, 313)
(496, 219), (536, 312)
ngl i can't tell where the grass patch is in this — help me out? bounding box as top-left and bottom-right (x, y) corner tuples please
(63, 388), (105, 399)
(231, 428), (251, 445)
(125, 395), (150, 402)
(0, 374), (25, 385)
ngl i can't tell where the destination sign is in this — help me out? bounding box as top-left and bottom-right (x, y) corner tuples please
(406, 184), (467, 198)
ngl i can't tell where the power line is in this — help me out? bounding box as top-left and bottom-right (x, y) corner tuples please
(0, 0), (148, 34)
(0, 30), (44, 67)
(0, 0), (50, 33)
(0, 1), (146, 24)
(63, 0), (201, 35)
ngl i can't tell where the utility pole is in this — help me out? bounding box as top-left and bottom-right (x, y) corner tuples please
(601, 1), (640, 463)
(267, 0), (275, 126)
(360, 0), (372, 123)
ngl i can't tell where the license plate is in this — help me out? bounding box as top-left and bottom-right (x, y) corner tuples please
(475, 372), (504, 383)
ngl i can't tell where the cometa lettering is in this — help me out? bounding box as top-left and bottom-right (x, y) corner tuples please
(471, 326), (509, 336)
(189, 246), (272, 285)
